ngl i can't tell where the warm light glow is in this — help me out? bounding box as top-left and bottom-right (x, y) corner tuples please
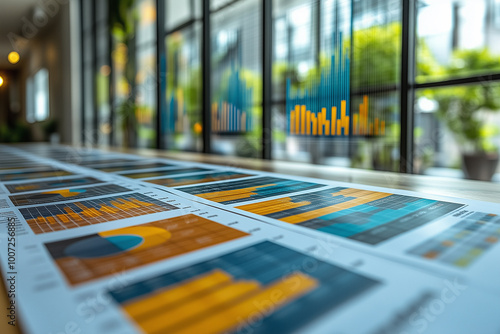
(8, 51), (20, 64)
(0, 76), (3, 87)
(100, 65), (111, 76)
(194, 122), (202, 134)
(100, 123), (112, 134)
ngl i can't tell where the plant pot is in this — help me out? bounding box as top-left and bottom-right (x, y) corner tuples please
(462, 153), (499, 181)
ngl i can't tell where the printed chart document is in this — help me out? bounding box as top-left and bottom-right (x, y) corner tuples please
(113, 153), (500, 295)
(0, 144), (499, 334)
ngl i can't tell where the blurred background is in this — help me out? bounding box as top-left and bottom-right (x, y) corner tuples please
(1, 0), (500, 182)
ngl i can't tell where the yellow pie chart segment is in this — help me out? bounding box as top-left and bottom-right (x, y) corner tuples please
(99, 226), (172, 252)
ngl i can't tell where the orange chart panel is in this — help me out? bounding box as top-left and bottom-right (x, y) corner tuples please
(19, 193), (179, 234)
(45, 214), (249, 285)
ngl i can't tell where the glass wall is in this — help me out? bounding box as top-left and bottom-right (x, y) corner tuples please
(414, 0), (500, 180)
(95, 0), (111, 146)
(80, 0), (500, 181)
(350, 0), (401, 172)
(81, 0), (95, 145)
(163, 0), (203, 151)
(135, 0), (157, 149)
(211, 0), (262, 158)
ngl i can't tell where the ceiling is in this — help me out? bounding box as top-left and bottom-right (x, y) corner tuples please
(0, 0), (41, 69)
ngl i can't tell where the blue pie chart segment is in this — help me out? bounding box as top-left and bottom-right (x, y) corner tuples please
(107, 235), (144, 251)
(64, 235), (143, 259)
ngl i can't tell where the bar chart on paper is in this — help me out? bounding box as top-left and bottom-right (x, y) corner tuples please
(19, 193), (179, 234)
(9, 184), (132, 206)
(179, 176), (325, 205)
(120, 167), (212, 179)
(88, 162), (174, 173)
(237, 187), (464, 245)
(146, 171), (254, 187)
(109, 241), (378, 334)
(0, 169), (74, 182)
(408, 212), (500, 268)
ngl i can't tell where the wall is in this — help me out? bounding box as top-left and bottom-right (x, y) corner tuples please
(19, 1), (76, 144)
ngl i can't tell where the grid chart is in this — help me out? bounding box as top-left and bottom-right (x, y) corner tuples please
(5, 177), (104, 194)
(146, 171), (254, 187)
(121, 167), (212, 179)
(45, 214), (249, 285)
(237, 188), (464, 245)
(88, 162), (174, 173)
(179, 176), (325, 205)
(408, 212), (500, 268)
(9, 184), (132, 206)
(0, 169), (74, 182)
(78, 158), (139, 166)
(109, 241), (378, 334)
(19, 193), (179, 234)
(0, 164), (52, 171)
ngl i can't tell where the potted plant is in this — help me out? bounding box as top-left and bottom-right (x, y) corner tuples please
(427, 49), (500, 181)
(117, 97), (137, 148)
(433, 86), (500, 181)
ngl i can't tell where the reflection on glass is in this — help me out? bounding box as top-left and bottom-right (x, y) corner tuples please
(83, 22), (95, 145)
(164, 24), (202, 151)
(110, 0), (157, 149)
(414, 85), (500, 181)
(26, 69), (50, 124)
(165, 0), (200, 30)
(352, 0), (400, 88)
(350, 92), (400, 172)
(135, 45), (157, 149)
(417, 0), (500, 83)
(96, 1), (111, 146)
(211, 0), (262, 158)
(135, 0), (157, 149)
(273, 0), (400, 171)
(351, 0), (401, 172)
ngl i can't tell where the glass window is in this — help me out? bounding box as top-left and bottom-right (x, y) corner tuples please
(110, 0), (157, 149)
(164, 24), (203, 151)
(165, 0), (200, 31)
(135, 44), (157, 149)
(135, 0), (157, 149)
(351, 0), (401, 172)
(273, 0), (317, 102)
(137, 0), (157, 45)
(273, 0), (400, 171)
(211, 0), (262, 158)
(82, 0), (93, 32)
(96, 0), (111, 146)
(414, 84), (500, 181)
(26, 69), (50, 123)
(211, 0), (234, 11)
(26, 77), (34, 123)
(417, 0), (500, 83)
(352, 0), (401, 89)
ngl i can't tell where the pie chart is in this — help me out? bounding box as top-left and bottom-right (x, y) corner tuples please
(63, 226), (172, 259)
